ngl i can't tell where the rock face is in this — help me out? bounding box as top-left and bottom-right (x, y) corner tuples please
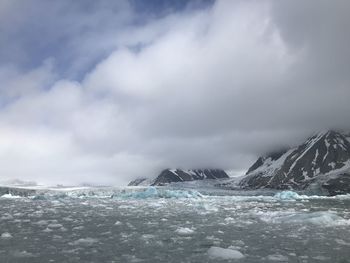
(128, 169), (229, 186)
(128, 178), (152, 186)
(240, 131), (350, 195)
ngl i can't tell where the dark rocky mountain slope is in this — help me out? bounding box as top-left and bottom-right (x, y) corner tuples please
(128, 169), (229, 186)
(239, 131), (350, 195)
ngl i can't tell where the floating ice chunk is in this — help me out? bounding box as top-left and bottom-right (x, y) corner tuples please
(48, 223), (63, 229)
(34, 220), (48, 226)
(267, 254), (289, 261)
(1, 193), (22, 199)
(141, 234), (155, 240)
(72, 226), (84, 231)
(274, 192), (350, 201)
(298, 212), (350, 226)
(312, 255), (329, 260)
(70, 238), (98, 246)
(259, 211), (350, 226)
(335, 239), (350, 246)
(12, 250), (35, 258)
(207, 246), (245, 259)
(1, 213), (13, 220)
(114, 221), (122, 225)
(175, 227), (195, 235)
(1, 232), (12, 239)
(274, 191), (301, 201)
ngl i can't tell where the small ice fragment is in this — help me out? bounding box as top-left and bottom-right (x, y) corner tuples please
(267, 254), (289, 261)
(1, 232), (12, 239)
(48, 223), (63, 229)
(34, 220), (48, 226)
(207, 246), (245, 259)
(175, 227), (195, 235)
(114, 221), (122, 225)
(70, 238), (98, 246)
(12, 250), (34, 258)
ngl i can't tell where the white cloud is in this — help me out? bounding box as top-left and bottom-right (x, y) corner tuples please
(0, 0), (349, 185)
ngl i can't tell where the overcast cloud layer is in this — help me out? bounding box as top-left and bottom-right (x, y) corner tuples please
(0, 0), (349, 185)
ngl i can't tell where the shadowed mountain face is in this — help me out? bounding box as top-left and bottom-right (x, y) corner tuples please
(240, 131), (350, 194)
(128, 169), (229, 186)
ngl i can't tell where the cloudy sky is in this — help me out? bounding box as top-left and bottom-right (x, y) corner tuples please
(0, 0), (349, 185)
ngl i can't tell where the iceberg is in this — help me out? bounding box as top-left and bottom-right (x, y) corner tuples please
(274, 191), (302, 201)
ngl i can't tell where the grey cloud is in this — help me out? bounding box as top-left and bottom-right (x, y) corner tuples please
(0, 0), (349, 185)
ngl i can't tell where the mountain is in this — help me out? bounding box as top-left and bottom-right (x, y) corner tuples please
(239, 130), (350, 195)
(128, 169), (229, 186)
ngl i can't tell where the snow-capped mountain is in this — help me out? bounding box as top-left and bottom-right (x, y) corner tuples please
(128, 169), (229, 186)
(239, 130), (350, 195)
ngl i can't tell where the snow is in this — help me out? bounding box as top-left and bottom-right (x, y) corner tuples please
(169, 169), (185, 181)
(329, 162), (336, 169)
(186, 170), (198, 177)
(248, 148), (294, 178)
(314, 168), (320, 175)
(207, 246), (245, 259)
(288, 132), (326, 173)
(175, 227), (195, 235)
(312, 149), (319, 165)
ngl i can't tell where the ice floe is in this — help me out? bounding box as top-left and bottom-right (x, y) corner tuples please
(1, 232), (12, 239)
(175, 227), (195, 235)
(207, 246), (245, 259)
(1, 193), (22, 199)
(70, 238), (99, 246)
(258, 211), (350, 227)
(267, 254), (289, 261)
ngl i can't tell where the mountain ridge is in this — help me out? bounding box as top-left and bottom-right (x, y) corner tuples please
(128, 168), (229, 186)
(239, 130), (350, 195)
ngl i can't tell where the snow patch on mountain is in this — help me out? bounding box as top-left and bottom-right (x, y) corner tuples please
(128, 169), (229, 186)
(237, 131), (350, 195)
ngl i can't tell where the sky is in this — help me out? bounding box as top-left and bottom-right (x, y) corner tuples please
(0, 0), (349, 185)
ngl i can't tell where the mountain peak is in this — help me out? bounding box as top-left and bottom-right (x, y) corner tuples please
(128, 168), (229, 186)
(240, 130), (350, 194)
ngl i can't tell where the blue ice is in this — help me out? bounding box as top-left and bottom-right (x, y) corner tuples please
(274, 191), (301, 201)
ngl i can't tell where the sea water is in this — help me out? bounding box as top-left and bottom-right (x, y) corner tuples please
(0, 187), (350, 262)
